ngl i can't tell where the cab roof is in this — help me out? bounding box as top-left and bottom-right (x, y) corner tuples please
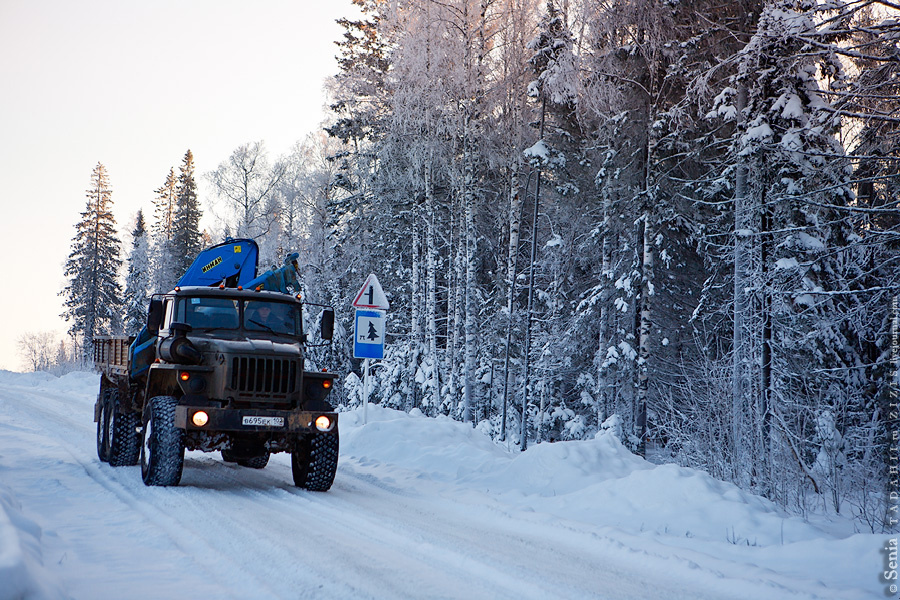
(166, 286), (301, 303)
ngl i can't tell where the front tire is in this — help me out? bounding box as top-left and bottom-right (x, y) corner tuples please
(140, 396), (185, 486)
(291, 432), (338, 491)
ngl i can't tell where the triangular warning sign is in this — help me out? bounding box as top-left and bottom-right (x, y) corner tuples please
(352, 274), (390, 309)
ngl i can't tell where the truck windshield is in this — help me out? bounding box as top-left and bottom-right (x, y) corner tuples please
(177, 297), (240, 330)
(244, 300), (302, 336)
(174, 296), (302, 337)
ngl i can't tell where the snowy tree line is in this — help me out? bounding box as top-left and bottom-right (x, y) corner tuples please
(59, 152), (204, 366)
(50, 0), (899, 529)
(54, 136), (343, 374)
(312, 0), (899, 528)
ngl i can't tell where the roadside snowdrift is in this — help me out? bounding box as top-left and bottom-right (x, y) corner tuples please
(342, 404), (827, 541)
(0, 485), (66, 600)
(341, 404), (878, 597)
(0, 371), (84, 600)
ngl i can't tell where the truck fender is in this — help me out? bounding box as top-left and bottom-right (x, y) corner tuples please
(145, 368), (179, 402)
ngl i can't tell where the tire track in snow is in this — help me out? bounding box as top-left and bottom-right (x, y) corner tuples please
(186, 454), (677, 600)
(4, 383), (508, 599)
(5, 380), (622, 598)
(0, 383), (283, 599)
(174, 454), (543, 599)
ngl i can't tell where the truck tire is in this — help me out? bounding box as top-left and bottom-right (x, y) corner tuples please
(237, 453), (270, 469)
(220, 449), (238, 463)
(108, 409), (141, 467)
(291, 432), (338, 491)
(141, 396), (185, 486)
(96, 397), (110, 463)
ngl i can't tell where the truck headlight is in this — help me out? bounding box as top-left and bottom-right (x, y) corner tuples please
(315, 415), (333, 432)
(192, 411), (209, 427)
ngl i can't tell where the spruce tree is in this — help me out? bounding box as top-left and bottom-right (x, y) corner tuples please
(153, 167), (177, 240)
(61, 162), (123, 364)
(171, 150), (203, 277)
(123, 210), (151, 334)
(150, 167), (178, 292)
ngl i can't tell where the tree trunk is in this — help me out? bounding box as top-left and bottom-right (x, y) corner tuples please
(597, 179), (613, 426)
(447, 196), (463, 415)
(637, 213), (653, 455)
(425, 164), (441, 413)
(463, 113), (478, 424)
(732, 85), (752, 486)
(411, 198), (422, 343)
(501, 168), (522, 441)
(759, 188), (772, 492)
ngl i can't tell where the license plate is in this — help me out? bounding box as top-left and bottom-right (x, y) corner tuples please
(242, 416), (285, 427)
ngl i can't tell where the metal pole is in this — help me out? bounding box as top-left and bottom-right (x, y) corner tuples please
(363, 357), (370, 424)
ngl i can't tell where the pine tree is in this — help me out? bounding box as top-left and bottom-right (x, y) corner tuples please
(171, 150), (203, 277)
(150, 168), (178, 292)
(61, 162), (123, 364)
(153, 167), (177, 240)
(123, 210), (151, 334)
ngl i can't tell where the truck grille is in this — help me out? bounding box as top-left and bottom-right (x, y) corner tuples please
(230, 357), (297, 397)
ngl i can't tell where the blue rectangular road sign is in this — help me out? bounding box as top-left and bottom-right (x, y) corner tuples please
(353, 309), (385, 359)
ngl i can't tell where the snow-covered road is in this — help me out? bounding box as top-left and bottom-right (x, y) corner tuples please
(0, 372), (882, 599)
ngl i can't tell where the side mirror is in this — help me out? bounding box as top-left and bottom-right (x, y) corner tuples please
(147, 299), (164, 334)
(320, 309), (335, 341)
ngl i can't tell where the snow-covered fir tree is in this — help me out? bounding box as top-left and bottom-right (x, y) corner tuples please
(171, 150), (203, 277)
(61, 162), (123, 364)
(150, 167), (178, 293)
(123, 210), (151, 335)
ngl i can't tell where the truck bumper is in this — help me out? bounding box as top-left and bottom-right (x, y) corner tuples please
(174, 406), (337, 434)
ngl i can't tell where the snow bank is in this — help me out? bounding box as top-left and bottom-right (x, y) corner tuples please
(0, 370), (90, 600)
(340, 406), (508, 482)
(340, 404), (880, 598)
(0, 369), (98, 397)
(342, 406), (824, 544)
(0, 484), (67, 600)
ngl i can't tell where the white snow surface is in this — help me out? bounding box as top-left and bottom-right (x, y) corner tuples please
(0, 371), (881, 599)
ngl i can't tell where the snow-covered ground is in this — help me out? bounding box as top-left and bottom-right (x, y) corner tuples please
(0, 370), (884, 599)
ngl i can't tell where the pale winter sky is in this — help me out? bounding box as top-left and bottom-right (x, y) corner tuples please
(0, 0), (355, 371)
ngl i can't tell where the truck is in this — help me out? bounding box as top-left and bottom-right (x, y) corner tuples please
(92, 238), (339, 490)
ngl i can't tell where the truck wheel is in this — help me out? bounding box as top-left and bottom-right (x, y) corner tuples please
(237, 453), (270, 469)
(108, 409), (141, 467)
(220, 449), (238, 463)
(140, 396), (185, 486)
(291, 432), (338, 491)
(96, 398), (110, 463)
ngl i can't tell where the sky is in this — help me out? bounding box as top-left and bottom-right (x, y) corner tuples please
(0, 0), (356, 371)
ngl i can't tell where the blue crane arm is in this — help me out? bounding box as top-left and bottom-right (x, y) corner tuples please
(242, 252), (301, 294)
(176, 238), (260, 288)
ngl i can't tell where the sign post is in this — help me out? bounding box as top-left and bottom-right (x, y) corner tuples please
(352, 275), (389, 423)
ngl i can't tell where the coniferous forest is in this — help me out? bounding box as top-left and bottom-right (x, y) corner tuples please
(58, 0), (899, 529)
